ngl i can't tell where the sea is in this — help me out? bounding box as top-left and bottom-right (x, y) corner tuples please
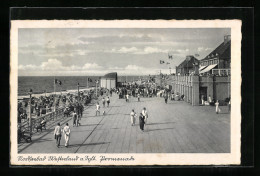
(18, 76), (149, 96)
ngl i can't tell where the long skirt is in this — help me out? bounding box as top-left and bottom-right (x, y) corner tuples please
(216, 106), (221, 113)
(139, 122), (144, 130)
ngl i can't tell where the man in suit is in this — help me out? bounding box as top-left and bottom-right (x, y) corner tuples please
(54, 123), (62, 148)
(139, 113), (145, 132)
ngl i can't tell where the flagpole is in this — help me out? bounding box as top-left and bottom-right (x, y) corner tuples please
(54, 76), (56, 95)
(54, 76), (56, 112)
(87, 77), (88, 88)
(160, 70), (162, 87)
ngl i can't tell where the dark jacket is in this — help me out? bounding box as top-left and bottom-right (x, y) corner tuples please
(139, 115), (145, 124)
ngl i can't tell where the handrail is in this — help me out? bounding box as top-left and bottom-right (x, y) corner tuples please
(19, 107), (65, 132)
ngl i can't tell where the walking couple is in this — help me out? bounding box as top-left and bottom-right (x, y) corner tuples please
(102, 97), (110, 107)
(130, 107), (148, 132)
(53, 123), (71, 148)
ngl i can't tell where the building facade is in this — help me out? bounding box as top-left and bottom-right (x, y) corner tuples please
(199, 35), (231, 75)
(100, 72), (117, 89)
(167, 75), (230, 106)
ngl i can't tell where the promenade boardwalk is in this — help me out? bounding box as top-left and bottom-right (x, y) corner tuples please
(18, 94), (230, 153)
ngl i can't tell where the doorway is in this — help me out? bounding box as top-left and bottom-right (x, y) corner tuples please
(199, 87), (207, 104)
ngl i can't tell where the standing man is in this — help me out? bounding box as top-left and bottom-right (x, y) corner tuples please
(137, 93), (140, 102)
(96, 102), (100, 116)
(79, 104), (83, 118)
(126, 94), (129, 102)
(72, 111), (77, 127)
(63, 123), (71, 148)
(53, 123), (62, 148)
(142, 107), (148, 124)
(130, 109), (136, 126)
(139, 113), (145, 132)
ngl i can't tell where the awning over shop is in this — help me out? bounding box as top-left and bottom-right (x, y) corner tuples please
(199, 65), (207, 71)
(200, 64), (218, 74)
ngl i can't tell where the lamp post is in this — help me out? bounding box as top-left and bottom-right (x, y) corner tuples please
(95, 80), (99, 97)
(28, 89), (33, 134)
(159, 70), (162, 87)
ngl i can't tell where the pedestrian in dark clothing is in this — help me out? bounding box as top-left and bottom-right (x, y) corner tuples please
(102, 97), (106, 107)
(107, 97), (110, 107)
(164, 93), (168, 104)
(139, 113), (145, 132)
(72, 111), (77, 127)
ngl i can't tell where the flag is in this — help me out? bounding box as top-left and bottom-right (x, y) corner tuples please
(160, 60), (165, 64)
(88, 78), (92, 82)
(54, 79), (62, 85)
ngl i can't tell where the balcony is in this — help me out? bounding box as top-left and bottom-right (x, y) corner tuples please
(212, 69), (231, 76)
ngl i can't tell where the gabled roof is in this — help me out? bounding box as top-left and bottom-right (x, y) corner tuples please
(201, 40), (231, 61)
(177, 56), (199, 68)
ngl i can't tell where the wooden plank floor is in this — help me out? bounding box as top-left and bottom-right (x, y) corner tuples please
(19, 94), (230, 153)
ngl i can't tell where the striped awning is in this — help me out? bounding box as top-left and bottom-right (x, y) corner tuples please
(200, 64), (218, 74)
(199, 65), (207, 71)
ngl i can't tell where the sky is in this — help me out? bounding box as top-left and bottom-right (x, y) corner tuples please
(18, 28), (230, 76)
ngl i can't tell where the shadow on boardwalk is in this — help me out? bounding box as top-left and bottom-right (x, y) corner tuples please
(146, 122), (176, 126)
(145, 127), (175, 132)
(79, 124), (101, 127)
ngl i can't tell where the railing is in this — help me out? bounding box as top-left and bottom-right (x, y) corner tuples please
(19, 107), (65, 133)
(212, 69), (231, 76)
